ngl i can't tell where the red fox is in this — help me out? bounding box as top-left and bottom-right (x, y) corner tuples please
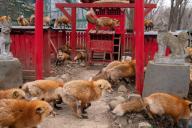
(17, 15), (29, 26)
(91, 60), (135, 83)
(112, 92), (192, 125)
(60, 79), (112, 118)
(102, 61), (122, 72)
(74, 51), (87, 63)
(56, 49), (71, 66)
(144, 19), (153, 31)
(0, 16), (11, 23)
(106, 60), (135, 83)
(29, 14), (51, 26)
(54, 15), (70, 28)
(0, 99), (54, 128)
(0, 88), (26, 99)
(91, 61), (122, 81)
(86, 9), (120, 32)
(21, 79), (64, 109)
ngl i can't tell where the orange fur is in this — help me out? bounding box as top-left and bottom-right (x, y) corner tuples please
(22, 80), (64, 109)
(56, 50), (71, 66)
(0, 88), (26, 99)
(60, 43), (71, 55)
(30, 80), (63, 92)
(145, 93), (192, 123)
(43, 16), (51, 26)
(91, 61), (121, 81)
(103, 61), (122, 71)
(92, 60), (135, 82)
(106, 60), (135, 82)
(61, 79), (112, 118)
(54, 15), (70, 28)
(22, 79), (64, 97)
(144, 19), (153, 31)
(57, 51), (70, 62)
(91, 70), (108, 81)
(86, 8), (98, 24)
(17, 16), (29, 26)
(186, 47), (192, 56)
(0, 99), (53, 128)
(0, 16), (11, 23)
(29, 14), (51, 26)
(74, 51), (87, 62)
(96, 17), (120, 32)
(29, 14), (35, 25)
(86, 9), (120, 32)
(113, 92), (192, 124)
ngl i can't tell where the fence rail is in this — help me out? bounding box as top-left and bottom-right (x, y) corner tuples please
(9, 28), (168, 80)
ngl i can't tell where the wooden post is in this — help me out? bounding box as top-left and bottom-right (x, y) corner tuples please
(71, 7), (77, 57)
(35, 0), (43, 79)
(134, 0), (144, 95)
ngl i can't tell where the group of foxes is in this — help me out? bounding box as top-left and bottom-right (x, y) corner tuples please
(0, 76), (112, 127)
(91, 59), (192, 127)
(56, 44), (87, 66)
(0, 15), (70, 28)
(0, 59), (192, 127)
(16, 14), (70, 28)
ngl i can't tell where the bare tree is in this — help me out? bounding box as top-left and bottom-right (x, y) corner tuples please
(168, 0), (189, 31)
(144, 0), (164, 20)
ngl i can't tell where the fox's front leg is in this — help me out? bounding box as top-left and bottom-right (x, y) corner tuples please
(70, 100), (88, 119)
(81, 102), (91, 114)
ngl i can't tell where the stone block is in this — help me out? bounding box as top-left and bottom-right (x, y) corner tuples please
(143, 61), (190, 97)
(0, 58), (23, 89)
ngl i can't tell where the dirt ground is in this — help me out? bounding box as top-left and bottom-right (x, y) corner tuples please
(40, 62), (192, 128)
(41, 63), (114, 128)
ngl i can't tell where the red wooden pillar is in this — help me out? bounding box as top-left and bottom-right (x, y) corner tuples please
(134, 0), (144, 95)
(71, 7), (77, 57)
(35, 0), (43, 79)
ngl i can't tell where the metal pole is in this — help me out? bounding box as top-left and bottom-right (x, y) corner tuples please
(134, 0), (144, 95)
(35, 0), (43, 79)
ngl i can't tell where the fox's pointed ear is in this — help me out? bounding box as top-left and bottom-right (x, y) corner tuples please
(12, 91), (19, 98)
(189, 103), (192, 110)
(36, 107), (44, 114)
(98, 84), (104, 89)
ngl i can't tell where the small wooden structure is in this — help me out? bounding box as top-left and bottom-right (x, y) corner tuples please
(54, 2), (156, 94)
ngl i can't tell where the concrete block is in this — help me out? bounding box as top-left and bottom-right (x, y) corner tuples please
(143, 61), (190, 97)
(0, 58), (23, 89)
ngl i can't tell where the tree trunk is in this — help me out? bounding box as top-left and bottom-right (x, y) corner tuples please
(168, 0), (188, 31)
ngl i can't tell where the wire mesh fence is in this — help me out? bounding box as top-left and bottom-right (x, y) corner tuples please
(0, 0), (87, 28)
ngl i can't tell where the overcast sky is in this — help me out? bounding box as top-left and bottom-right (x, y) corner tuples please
(162, 0), (171, 7)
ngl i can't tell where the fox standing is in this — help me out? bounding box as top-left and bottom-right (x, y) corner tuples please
(60, 79), (112, 118)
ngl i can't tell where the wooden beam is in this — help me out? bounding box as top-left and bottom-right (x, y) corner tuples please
(55, 3), (156, 8)
(144, 8), (153, 16)
(56, 6), (72, 21)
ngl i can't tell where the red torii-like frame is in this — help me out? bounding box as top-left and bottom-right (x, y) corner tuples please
(34, 1), (156, 95)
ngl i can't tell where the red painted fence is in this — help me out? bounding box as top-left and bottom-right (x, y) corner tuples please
(10, 27), (159, 80)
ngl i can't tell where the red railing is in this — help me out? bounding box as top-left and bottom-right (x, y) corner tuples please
(76, 31), (87, 50)
(10, 29), (51, 80)
(124, 33), (159, 65)
(10, 28), (160, 80)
